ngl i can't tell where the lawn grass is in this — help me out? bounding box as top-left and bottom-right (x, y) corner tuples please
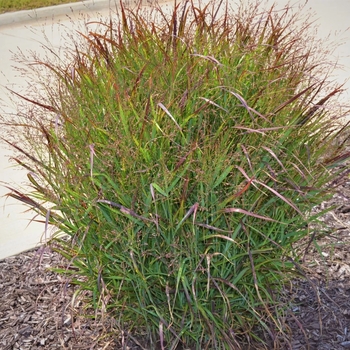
(0, 0), (83, 13)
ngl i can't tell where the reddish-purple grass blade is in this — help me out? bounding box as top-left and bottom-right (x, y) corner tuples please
(221, 207), (278, 222)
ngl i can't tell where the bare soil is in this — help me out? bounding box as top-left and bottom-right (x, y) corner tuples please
(1, 177), (350, 349)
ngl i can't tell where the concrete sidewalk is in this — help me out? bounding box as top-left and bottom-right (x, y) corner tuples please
(0, 0), (133, 27)
(0, 0), (178, 260)
(0, 0), (173, 259)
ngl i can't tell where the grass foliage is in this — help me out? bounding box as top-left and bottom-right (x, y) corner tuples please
(3, 0), (350, 348)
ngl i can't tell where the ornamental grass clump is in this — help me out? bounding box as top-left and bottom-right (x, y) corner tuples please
(3, 0), (350, 348)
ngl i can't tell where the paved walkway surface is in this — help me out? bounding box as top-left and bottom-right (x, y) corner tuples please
(0, 0), (174, 259)
(0, 0), (349, 259)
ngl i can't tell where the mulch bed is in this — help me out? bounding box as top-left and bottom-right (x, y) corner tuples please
(1, 179), (350, 349)
(0, 247), (119, 350)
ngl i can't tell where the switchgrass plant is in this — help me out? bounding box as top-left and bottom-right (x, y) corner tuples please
(2, 0), (350, 348)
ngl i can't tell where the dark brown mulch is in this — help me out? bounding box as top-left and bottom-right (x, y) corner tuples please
(1, 178), (350, 349)
(0, 247), (113, 350)
(283, 178), (350, 350)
